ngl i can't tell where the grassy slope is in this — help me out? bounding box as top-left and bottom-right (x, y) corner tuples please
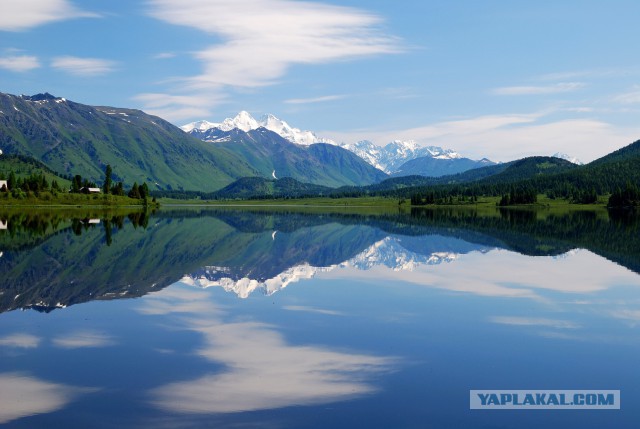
(0, 154), (71, 188)
(0, 93), (258, 191)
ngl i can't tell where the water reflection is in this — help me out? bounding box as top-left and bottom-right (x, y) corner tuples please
(143, 287), (394, 414)
(0, 373), (96, 424)
(1, 207), (639, 312)
(1, 207), (639, 427)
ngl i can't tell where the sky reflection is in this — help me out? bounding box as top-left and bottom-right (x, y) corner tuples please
(0, 373), (96, 424)
(142, 285), (395, 414)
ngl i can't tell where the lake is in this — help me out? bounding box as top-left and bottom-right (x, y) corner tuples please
(1, 206), (639, 428)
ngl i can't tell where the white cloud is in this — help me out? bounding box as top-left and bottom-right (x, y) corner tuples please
(51, 56), (117, 77)
(143, 0), (401, 121)
(151, 322), (393, 413)
(0, 373), (94, 424)
(284, 94), (347, 104)
(0, 55), (40, 72)
(0, 333), (41, 348)
(326, 111), (640, 163)
(324, 248), (639, 301)
(133, 93), (221, 122)
(52, 331), (115, 349)
(492, 82), (585, 95)
(142, 285), (394, 414)
(0, 0), (98, 31)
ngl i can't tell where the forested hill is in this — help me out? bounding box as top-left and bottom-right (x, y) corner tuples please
(0, 92), (258, 192)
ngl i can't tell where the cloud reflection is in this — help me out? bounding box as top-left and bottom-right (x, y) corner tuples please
(143, 286), (394, 414)
(0, 333), (41, 348)
(52, 331), (115, 349)
(0, 372), (95, 424)
(491, 316), (581, 330)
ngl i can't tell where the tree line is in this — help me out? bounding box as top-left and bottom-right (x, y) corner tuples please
(0, 163), (152, 201)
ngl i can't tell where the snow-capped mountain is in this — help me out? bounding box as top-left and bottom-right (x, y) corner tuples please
(182, 236), (475, 299)
(342, 140), (462, 174)
(182, 111), (333, 146)
(552, 152), (583, 165)
(183, 112), (476, 175)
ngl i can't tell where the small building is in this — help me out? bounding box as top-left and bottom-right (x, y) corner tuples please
(0, 219), (7, 230)
(0, 180), (7, 191)
(81, 218), (101, 225)
(79, 187), (101, 194)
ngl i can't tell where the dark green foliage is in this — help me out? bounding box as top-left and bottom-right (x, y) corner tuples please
(111, 182), (125, 196)
(128, 182), (141, 199)
(498, 186), (537, 206)
(103, 164), (112, 194)
(608, 182), (640, 208)
(212, 176), (332, 200)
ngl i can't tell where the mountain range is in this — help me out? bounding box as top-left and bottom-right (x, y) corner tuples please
(0, 92), (385, 190)
(0, 91), (622, 197)
(182, 111), (496, 177)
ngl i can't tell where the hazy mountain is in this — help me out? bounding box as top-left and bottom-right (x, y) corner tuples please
(552, 152), (583, 165)
(392, 156), (495, 178)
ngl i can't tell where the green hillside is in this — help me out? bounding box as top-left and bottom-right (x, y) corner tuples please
(214, 176), (332, 199)
(213, 128), (388, 187)
(0, 153), (71, 189)
(0, 92), (258, 191)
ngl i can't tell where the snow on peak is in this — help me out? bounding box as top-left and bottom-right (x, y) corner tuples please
(182, 112), (335, 146)
(180, 120), (218, 133)
(552, 152), (583, 165)
(182, 112), (477, 173)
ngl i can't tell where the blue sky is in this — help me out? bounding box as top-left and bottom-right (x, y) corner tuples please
(1, 0), (640, 162)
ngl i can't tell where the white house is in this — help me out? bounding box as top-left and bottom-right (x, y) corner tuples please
(0, 180), (7, 191)
(79, 187), (101, 194)
(0, 220), (7, 230)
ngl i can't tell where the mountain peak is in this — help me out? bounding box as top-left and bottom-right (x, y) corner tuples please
(552, 152), (583, 165)
(182, 111), (334, 146)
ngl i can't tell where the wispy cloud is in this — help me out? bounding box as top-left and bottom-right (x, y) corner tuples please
(284, 94), (347, 105)
(153, 52), (176, 60)
(141, 285), (394, 414)
(0, 372), (95, 424)
(0, 55), (40, 72)
(151, 322), (393, 413)
(143, 0), (401, 121)
(0, 333), (41, 348)
(52, 331), (115, 349)
(133, 93), (221, 122)
(0, 0), (98, 31)
(491, 316), (581, 330)
(283, 305), (344, 316)
(612, 86), (640, 104)
(51, 56), (117, 77)
(326, 111), (640, 163)
(492, 82), (585, 96)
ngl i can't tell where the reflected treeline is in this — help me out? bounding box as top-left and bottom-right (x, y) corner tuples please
(407, 207), (640, 272)
(0, 207), (638, 314)
(1, 209), (153, 250)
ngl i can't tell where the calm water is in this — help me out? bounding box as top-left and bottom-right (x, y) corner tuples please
(0, 207), (639, 428)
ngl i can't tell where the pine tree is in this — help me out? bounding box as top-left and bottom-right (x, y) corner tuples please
(128, 182), (141, 199)
(103, 165), (112, 195)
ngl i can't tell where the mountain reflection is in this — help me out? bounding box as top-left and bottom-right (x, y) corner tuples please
(0, 207), (639, 312)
